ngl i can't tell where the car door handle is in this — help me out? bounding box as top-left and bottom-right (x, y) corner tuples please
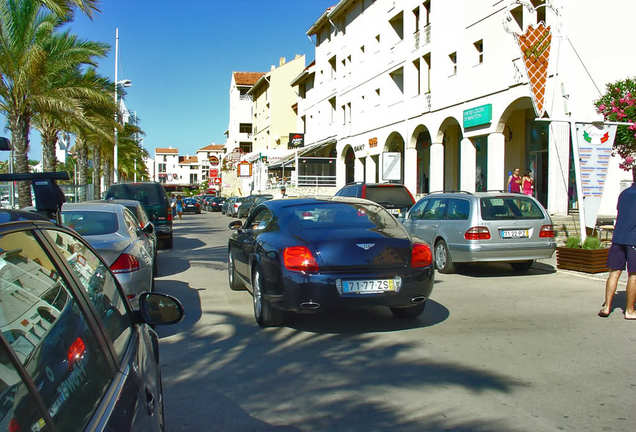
(432, 224), (439, 229)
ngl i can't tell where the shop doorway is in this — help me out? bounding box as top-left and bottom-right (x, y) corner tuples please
(344, 147), (355, 184)
(473, 135), (488, 191)
(527, 122), (549, 207)
(414, 127), (431, 194)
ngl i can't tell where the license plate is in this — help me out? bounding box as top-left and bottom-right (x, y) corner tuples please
(501, 229), (529, 239)
(339, 278), (401, 295)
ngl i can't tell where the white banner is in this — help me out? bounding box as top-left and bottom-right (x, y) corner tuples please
(382, 152), (401, 181)
(576, 124), (617, 227)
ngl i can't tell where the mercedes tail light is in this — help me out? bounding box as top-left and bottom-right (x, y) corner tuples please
(410, 243), (432, 268)
(539, 224), (555, 238)
(110, 253), (140, 273)
(465, 226), (491, 240)
(167, 206), (173, 221)
(283, 246), (319, 272)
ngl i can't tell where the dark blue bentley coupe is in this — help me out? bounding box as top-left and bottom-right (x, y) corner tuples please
(227, 197), (434, 326)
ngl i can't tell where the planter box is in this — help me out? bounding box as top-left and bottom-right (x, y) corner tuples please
(556, 247), (609, 274)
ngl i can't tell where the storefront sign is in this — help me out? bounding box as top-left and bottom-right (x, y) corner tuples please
(288, 133), (304, 149)
(209, 156), (219, 166)
(227, 148), (242, 162)
(237, 161), (252, 177)
(382, 152), (401, 181)
(516, 23), (552, 117)
(209, 168), (218, 178)
(369, 137), (378, 148)
(353, 144), (365, 153)
(576, 124), (617, 227)
(463, 104), (492, 128)
(213, 178), (221, 185)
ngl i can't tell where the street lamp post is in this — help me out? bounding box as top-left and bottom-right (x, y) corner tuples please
(113, 27), (131, 184)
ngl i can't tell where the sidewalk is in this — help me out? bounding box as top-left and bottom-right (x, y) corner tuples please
(538, 255), (630, 285)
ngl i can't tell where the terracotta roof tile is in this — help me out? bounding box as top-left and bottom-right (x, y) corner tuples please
(234, 72), (265, 86)
(155, 147), (178, 154)
(179, 156), (199, 164)
(198, 144), (225, 151)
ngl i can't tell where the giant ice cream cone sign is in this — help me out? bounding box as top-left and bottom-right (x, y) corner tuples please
(516, 23), (552, 117)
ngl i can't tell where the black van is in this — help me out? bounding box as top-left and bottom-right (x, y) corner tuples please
(105, 182), (173, 248)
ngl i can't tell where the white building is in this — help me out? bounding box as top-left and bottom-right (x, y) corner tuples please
(154, 147), (180, 184)
(293, 0), (635, 218)
(224, 72), (264, 155)
(153, 145), (224, 188)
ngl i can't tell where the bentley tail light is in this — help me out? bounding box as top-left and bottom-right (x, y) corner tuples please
(465, 226), (491, 240)
(284, 246), (319, 272)
(67, 337), (85, 368)
(539, 224), (555, 238)
(110, 253), (140, 273)
(410, 243), (432, 268)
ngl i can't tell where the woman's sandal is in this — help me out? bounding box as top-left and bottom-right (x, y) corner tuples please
(598, 306), (610, 318)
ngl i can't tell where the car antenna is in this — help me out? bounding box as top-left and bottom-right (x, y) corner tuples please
(0, 172), (69, 223)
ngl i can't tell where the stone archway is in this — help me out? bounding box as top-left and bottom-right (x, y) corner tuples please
(383, 132), (405, 183)
(411, 125), (431, 194)
(342, 145), (355, 184)
(436, 117), (462, 191)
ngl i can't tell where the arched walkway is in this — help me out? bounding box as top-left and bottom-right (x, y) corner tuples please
(383, 132), (406, 183)
(342, 146), (355, 184)
(411, 126), (431, 194)
(436, 118), (462, 191)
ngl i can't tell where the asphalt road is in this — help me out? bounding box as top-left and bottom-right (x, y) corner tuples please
(154, 211), (636, 432)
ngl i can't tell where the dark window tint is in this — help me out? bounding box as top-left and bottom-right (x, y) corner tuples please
(365, 186), (414, 208)
(246, 208), (274, 231)
(421, 198), (447, 220)
(408, 199), (428, 220)
(43, 230), (132, 361)
(61, 211), (118, 236)
(106, 184), (167, 206)
(283, 202), (399, 230)
(446, 199), (470, 220)
(0, 231), (112, 431)
(480, 196), (544, 220)
(335, 185), (356, 197)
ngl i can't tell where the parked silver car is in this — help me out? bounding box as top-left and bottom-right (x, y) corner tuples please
(61, 202), (155, 307)
(402, 192), (556, 273)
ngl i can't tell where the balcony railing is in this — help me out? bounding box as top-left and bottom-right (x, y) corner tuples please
(415, 24), (431, 50)
(297, 175), (337, 187)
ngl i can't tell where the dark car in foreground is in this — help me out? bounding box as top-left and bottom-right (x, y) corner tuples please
(334, 182), (416, 218)
(105, 182), (173, 249)
(0, 172), (184, 432)
(227, 197), (434, 326)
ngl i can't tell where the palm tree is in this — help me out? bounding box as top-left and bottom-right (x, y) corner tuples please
(40, 0), (99, 18)
(116, 122), (147, 182)
(0, 0), (106, 207)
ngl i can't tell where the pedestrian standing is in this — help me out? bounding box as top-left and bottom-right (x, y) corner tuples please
(599, 166), (636, 319)
(522, 171), (534, 196)
(176, 195), (184, 220)
(507, 168), (522, 193)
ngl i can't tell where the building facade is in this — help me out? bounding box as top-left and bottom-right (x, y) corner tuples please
(292, 0), (635, 217)
(224, 72), (265, 155)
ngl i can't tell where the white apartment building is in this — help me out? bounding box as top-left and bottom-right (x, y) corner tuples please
(224, 72), (264, 155)
(154, 145), (224, 188)
(293, 0), (635, 218)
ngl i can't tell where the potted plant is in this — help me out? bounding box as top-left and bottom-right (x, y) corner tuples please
(556, 236), (609, 273)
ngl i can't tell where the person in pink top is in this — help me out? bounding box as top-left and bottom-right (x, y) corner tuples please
(522, 171), (534, 196)
(507, 168), (522, 193)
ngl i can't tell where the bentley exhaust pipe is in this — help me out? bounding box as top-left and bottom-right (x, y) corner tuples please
(300, 301), (320, 310)
(410, 296), (427, 304)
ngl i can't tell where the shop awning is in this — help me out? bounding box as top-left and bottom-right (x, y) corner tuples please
(267, 138), (336, 169)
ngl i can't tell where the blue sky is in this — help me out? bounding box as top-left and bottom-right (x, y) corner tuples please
(4, 0), (335, 160)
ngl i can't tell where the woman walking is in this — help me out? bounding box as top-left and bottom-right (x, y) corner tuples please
(507, 168), (522, 193)
(522, 171), (534, 196)
(176, 195), (184, 220)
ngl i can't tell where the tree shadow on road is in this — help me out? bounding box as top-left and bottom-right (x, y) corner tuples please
(154, 279), (202, 338)
(159, 310), (529, 432)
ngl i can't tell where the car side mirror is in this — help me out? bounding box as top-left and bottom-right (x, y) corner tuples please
(138, 293), (184, 325)
(228, 220), (243, 230)
(143, 222), (154, 234)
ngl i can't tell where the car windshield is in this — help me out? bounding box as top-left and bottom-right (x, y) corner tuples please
(61, 211), (118, 235)
(282, 202), (400, 231)
(365, 186), (413, 208)
(184, 198), (197, 204)
(480, 196), (544, 220)
(106, 184), (164, 205)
